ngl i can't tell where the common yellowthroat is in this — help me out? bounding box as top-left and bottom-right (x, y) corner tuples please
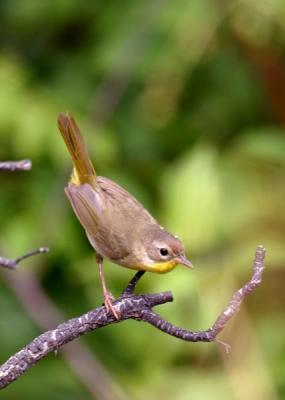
(58, 114), (192, 318)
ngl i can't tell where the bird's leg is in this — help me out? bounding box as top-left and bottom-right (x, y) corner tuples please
(122, 271), (145, 297)
(96, 254), (120, 320)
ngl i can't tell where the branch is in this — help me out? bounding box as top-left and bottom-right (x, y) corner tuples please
(0, 248), (49, 270)
(0, 245), (265, 389)
(0, 160), (32, 171)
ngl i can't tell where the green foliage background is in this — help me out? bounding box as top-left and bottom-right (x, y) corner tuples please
(0, 1), (285, 399)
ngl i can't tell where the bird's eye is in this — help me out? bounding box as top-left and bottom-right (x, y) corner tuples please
(160, 248), (169, 257)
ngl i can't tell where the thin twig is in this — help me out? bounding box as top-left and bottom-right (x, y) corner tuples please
(142, 245), (265, 353)
(0, 248), (49, 270)
(0, 160), (32, 171)
(0, 245), (266, 389)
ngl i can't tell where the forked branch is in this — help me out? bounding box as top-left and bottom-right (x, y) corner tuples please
(0, 245), (265, 389)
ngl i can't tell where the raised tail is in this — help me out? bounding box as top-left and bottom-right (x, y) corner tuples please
(57, 113), (96, 186)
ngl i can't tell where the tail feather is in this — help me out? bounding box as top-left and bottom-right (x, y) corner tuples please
(57, 113), (96, 185)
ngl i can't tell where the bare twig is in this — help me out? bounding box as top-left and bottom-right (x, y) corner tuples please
(0, 245), (265, 389)
(0, 248), (49, 270)
(0, 160), (32, 171)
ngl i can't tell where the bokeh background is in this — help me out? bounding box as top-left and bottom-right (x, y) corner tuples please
(0, 1), (285, 399)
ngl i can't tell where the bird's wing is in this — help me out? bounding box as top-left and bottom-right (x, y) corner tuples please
(65, 183), (102, 236)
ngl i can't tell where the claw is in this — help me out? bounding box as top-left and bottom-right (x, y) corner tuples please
(103, 293), (120, 320)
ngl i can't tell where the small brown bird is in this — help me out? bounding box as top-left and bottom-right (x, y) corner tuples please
(58, 114), (192, 318)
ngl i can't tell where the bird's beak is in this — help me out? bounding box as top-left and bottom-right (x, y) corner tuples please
(177, 255), (194, 269)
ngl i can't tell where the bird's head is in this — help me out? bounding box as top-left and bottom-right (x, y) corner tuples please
(143, 227), (193, 273)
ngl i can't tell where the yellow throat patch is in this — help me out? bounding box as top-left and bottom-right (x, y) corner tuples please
(143, 260), (178, 274)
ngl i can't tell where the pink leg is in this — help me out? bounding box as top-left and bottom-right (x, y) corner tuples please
(96, 254), (119, 319)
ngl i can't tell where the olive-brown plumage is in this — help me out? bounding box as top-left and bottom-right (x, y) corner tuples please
(58, 113), (192, 317)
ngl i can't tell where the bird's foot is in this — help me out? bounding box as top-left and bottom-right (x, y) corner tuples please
(103, 292), (120, 320)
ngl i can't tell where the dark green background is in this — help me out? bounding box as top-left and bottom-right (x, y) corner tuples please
(0, 1), (284, 399)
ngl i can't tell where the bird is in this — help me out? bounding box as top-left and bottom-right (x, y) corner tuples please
(57, 113), (193, 318)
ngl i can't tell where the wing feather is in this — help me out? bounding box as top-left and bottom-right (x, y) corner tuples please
(65, 183), (101, 236)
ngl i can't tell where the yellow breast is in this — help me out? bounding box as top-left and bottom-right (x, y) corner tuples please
(140, 260), (178, 274)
